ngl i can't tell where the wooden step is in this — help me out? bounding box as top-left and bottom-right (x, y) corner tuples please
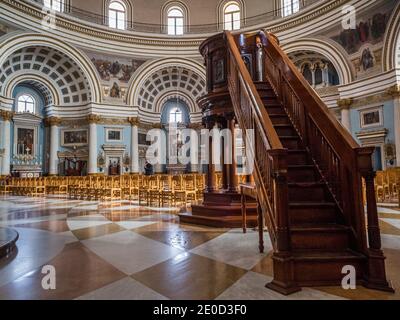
(292, 250), (366, 286)
(288, 182), (328, 202)
(179, 212), (257, 228)
(289, 202), (337, 225)
(287, 165), (319, 182)
(274, 124), (297, 136)
(290, 224), (350, 251)
(258, 89), (276, 99)
(265, 105), (286, 115)
(287, 149), (310, 165)
(254, 81), (273, 91)
(280, 136), (303, 149)
(269, 114), (291, 125)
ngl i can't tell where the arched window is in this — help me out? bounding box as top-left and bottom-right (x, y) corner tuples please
(314, 65), (323, 85)
(302, 64), (312, 85)
(282, 0), (300, 17)
(109, 1), (126, 30)
(167, 7), (184, 35)
(43, 0), (64, 12)
(224, 3), (241, 31)
(169, 107), (183, 123)
(17, 94), (36, 114)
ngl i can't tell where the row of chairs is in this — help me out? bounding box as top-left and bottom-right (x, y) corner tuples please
(0, 174), (206, 207)
(374, 168), (400, 204)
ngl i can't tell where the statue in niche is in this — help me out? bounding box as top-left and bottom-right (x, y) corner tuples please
(110, 82), (121, 98)
(361, 48), (374, 71)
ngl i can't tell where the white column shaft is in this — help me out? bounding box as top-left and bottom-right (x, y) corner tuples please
(394, 97), (400, 166)
(131, 125), (139, 173)
(49, 124), (59, 175)
(2, 119), (11, 176)
(88, 122), (98, 174)
(341, 108), (351, 131)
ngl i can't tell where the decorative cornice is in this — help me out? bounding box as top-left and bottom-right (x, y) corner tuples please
(386, 85), (400, 98)
(86, 114), (102, 124)
(127, 117), (140, 126)
(44, 116), (62, 127)
(337, 99), (353, 110)
(0, 110), (14, 121)
(0, 0), (350, 50)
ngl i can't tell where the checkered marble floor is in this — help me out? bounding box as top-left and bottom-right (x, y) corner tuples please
(0, 195), (399, 300)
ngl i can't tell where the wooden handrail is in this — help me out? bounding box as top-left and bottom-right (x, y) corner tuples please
(225, 31), (283, 151)
(258, 30), (381, 255)
(225, 31), (290, 254)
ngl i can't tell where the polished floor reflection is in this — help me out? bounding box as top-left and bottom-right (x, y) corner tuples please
(0, 195), (399, 300)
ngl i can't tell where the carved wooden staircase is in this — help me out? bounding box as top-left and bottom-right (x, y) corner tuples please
(224, 31), (394, 294)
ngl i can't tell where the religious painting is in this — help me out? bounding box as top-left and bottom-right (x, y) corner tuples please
(331, 12), (389, 54)
(17, 128), (34, 155)
(90, 55), (146, 83)
(138, 133), (151, 145)
(109, 82), (121, 98)
(105, 128), (123, 142)
(361, 48), (374, 71)
(213, 59), (225, 84)
(61, 129), (88, 147)
(360, 107), (383, 128)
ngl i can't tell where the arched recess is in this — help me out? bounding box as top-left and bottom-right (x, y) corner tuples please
(217, 0), (246, 30)
(0, 46), (91, 105)
(0, 32), (102, 104)
(282, 38), (354, 85)
(5, 74), (60, 107)
(126, 57), (206, 108)
(382, 1), (400, 71)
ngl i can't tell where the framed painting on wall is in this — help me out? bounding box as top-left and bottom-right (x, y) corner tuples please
(61, 129), (88, 147)
(360, 106), (383, 128)
(105, 128), (123, 143)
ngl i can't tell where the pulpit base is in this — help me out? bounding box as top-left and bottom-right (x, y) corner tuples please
(179, 191), (258, 228)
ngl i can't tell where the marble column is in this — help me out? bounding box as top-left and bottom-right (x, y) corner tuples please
(338, 99), (352, 131)
(387, 85), (400, 166)
(46, 117), (61, 176)
(87, 114), (101, 175)
(0, 111), (13, 176)
(128, 117), (140, 173)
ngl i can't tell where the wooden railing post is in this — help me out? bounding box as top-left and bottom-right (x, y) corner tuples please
(356, 147), (394, 292)
(265, 149), (300, 295)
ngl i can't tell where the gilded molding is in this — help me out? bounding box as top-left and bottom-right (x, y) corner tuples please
(337, 99), (353, 110)
(86, 114), (102, 124)
(44, 116), (62, 127)
(127, 117), (140, 126)
(0, 110), (13, 121)
(386, 85), (400, 98)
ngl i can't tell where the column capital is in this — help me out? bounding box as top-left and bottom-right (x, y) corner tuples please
(127, 117), (140, 126)
(44, 116), (62, 127)
(386, 85), (400, 98)
(87, 114), (102, 124)
(0, 110), (13, 121)
(337, 98), (353, 110)
(152, 123), (163, 129)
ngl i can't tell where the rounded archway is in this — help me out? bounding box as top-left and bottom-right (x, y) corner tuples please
(0, 32), (102, 103)
(282, 38), (354, 84)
